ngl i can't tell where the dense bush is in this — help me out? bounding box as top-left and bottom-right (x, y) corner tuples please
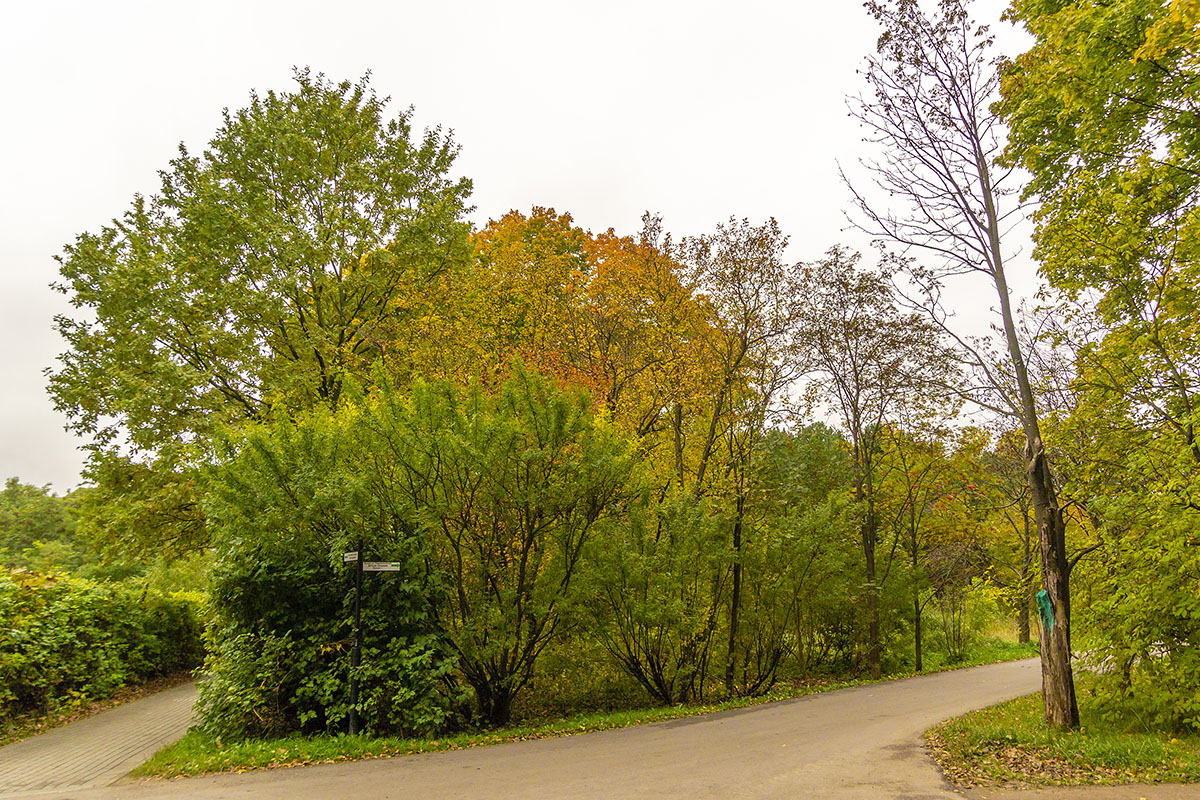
(0, 569), (204, 717)
(197, 367), (639, 735)
(196, 399), (462, 740)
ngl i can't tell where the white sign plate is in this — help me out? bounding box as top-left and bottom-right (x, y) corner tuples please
(343, 551), (359, 563)
(363, 561), (403, 572)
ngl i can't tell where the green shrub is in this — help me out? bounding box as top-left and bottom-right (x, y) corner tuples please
(0, 569), (204, 717)
(198, 367), (633, 736)
(196, 401), (461, 740)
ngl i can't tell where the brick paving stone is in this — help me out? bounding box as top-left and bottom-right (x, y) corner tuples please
(0, 682), (196, 798)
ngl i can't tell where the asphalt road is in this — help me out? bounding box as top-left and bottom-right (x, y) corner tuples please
(39, 657), (1044, 800)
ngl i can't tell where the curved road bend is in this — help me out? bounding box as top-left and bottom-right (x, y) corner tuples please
(54, 658), (1041, 800)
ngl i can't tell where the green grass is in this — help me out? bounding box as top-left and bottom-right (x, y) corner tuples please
(927, 687), (1200, 788)
(135, 637), (1036, 778)
(918, 638), (1037, 674)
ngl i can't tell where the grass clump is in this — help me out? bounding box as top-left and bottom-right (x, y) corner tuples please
(921, 639), (1036, 674)
(927, 686), (1200, 788)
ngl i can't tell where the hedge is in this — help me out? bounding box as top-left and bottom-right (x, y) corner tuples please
(0, 569), (204, 717)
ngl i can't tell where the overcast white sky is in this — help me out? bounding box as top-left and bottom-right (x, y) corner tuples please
(1, 0), (1027, 493)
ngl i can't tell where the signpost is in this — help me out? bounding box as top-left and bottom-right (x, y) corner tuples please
(348, 545), (362, 735)
(344, 548), (404, 735)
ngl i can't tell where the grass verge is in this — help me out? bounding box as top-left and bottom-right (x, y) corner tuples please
(927, 689), (1200, 788)
(135, 638), (1035, 778)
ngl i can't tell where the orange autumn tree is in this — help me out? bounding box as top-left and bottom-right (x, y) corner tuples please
(576, 217), (717, 464)
(460, 208), (719, 456)
(467, 208), (593, 386)
(461, 208), (809, 702)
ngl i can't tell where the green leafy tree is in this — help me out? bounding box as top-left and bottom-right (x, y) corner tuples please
(369, 368), (634, 726)
(1001, 0), (1200, 728)
(739, 427), (857, 685)
(583, 491), (728, 704)
(795, 247), (952, 679)
(0, 479), (107, 575)
(678, 217), (803, 695)
(0, 480), (76, 565)
(585, 424), (856, 702)
(49, 69), (473, 560)
(876, 424), (956, 671)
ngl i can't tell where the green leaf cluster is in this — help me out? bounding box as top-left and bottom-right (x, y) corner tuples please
(1002, 0), (1200, 728)
(198, 366), (633, 733)
(0, 569), (203, 718)
(49, 68), (474, 561)
(197, 394), (459, 739)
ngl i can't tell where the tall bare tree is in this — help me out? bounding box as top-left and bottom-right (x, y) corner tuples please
(844, 0), (1079, 727)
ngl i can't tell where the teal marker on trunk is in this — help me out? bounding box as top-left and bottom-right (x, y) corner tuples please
(1036, 589), (1054, 631)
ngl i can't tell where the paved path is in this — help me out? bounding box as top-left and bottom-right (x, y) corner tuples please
(0, 681), (196, 798)
(14, 659), (1044, 800)
(4, 663), (1197, 800)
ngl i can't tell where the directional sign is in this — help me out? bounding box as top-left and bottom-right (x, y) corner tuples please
(346, 547), (401, 734)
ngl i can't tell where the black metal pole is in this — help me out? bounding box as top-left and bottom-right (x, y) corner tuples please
(349, 539), (362, 735)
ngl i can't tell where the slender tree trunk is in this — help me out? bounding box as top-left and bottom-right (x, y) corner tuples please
(912, 537), (923, 673)
(1018, 513), (1032, 644)
(911, 521), (923, 671)
(865, 520), (880, 679)
(914, 591), (923, 672)
(725, 494), (745, 695)
(858, 454), (881, 680)
(673, 403), (686, 486)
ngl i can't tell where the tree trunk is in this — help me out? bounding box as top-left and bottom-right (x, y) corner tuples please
(982, 157), (1080, 730)
(672, 403), (685, 486)
(914, 590), (923, 672)
(864, 509), (880, 680)
(486, 689), (514, 728)
(725, 495), (744, 695)
(1029, 441), (1079, 729)
(1018, 509), (1033, 644)
(912, 527), (923, 672)
(858, 452), (881, 680)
